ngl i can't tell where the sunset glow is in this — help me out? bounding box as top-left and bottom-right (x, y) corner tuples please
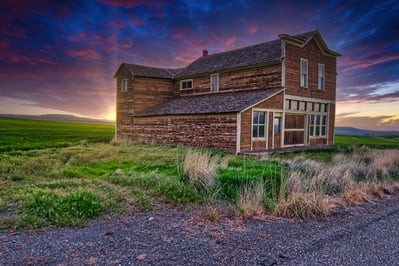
(0, 1), (398, 130)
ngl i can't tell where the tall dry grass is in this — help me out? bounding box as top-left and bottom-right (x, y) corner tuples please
(182, 150), (218, 194)
(274, 148), (399, 218)
(236, 181), (265, 218)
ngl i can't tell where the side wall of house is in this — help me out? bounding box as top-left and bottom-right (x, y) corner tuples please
(284, 39), (337, 145)
(116, 67), (175, 139)
(240, 92), (284, 152)
(130, 114), (237, 152)
(116, 67), (135, 139)
(178, 64), (282, 95)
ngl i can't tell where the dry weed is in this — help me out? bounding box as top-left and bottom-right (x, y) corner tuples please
(274, 192), (329, 219)
(236, 181), (264, 218)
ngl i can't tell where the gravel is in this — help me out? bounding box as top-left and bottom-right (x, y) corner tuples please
(1, 194), (398, 265)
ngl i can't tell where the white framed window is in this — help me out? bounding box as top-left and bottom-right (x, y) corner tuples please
(121, 78), (128, 92)
(300, 58), (308, 88)
(252, 111), (266, 138)
(180, 79), (193, 90)
(318, 63), (325, 90)
(210, 73), (219, 92)
(309, 114), (327, 137)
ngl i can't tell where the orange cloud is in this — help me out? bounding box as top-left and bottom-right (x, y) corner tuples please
(66, 49), (101, 60)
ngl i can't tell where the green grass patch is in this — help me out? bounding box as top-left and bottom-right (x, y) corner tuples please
(21, 190), (103, 227)
(0, 117), (114, 152)
(217, 158), (282, 201)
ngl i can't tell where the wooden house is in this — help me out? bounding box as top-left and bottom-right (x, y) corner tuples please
(114, 30), (341, 153)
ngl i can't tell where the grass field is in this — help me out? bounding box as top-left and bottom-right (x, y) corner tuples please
(335, 135), (399, 148)
(0, 117), (398, 230)
(0, 117), (114, 152)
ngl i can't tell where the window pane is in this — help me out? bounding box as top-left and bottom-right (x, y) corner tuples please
(321, 126), (326, 136)
(322, 115), (326, 125)
(259, 112), (265, 124)
(274, 118), (280, 133)
(309, 126), (314, 136)
(259, 126), (265, 137)
(315, 126), (320, 136)
(316, 115), (321, 126)
(252, 125), (258, 138)
(253, 112), (259, 124)
(309, 114), (314, 126)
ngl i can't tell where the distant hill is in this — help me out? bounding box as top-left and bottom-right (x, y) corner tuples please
(0, 114), (114, 124)
(335, 126), (399, 136)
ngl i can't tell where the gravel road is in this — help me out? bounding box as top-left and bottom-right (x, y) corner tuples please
(1, 194), (398, 265)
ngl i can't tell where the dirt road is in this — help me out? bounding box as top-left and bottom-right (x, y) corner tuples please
(1, 194), (398, 265)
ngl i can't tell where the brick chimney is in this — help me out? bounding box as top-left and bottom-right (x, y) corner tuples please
(202, 49), (208, 56)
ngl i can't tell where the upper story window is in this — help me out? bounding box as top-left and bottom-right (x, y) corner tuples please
(300, 58), (308, 88)
(210, 73), (219, 92)
(180, 79), (193, 90)
(318, 64), (325, 91)
(121, 78), (128, 92)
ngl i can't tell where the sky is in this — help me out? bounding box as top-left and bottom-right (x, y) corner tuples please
(0, 0), (398, 130)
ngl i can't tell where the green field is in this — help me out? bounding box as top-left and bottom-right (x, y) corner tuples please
(0, 117), (398, 230)
(0, 117), (115, 152)
(334, 135), (399, 148)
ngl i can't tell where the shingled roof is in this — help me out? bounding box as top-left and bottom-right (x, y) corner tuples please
(175, 39), (282, 78)
(136, 88), (283, 117)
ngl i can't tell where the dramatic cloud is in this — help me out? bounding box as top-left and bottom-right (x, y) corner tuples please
(0, 0), (398, 130)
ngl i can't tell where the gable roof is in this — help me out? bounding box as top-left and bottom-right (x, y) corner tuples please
(136, 88), (283, 117)
(113, 63), (182, 79)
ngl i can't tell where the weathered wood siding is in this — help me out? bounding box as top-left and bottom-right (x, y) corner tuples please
(129, 114), (237, 152)
(115, 65), (175, 139)
(179, 64), (282, 95)
(116, 67), (135, 139)
(284, 39), (337, 101)
(133, 76), (176, 114)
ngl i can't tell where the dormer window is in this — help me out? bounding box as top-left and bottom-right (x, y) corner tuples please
(180, 79), (193, 90)
(210, 73), (219, 92)
(318, 64), (325, 90)
(121, 78), (128, 92)
(300, 58), (308, 88)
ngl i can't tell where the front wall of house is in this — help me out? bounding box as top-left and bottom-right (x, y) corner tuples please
(284, 39), (337, 101)
(284, 39), (337, 147)
(130, 114), (237, 152)
(178, 64), (281, 95)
